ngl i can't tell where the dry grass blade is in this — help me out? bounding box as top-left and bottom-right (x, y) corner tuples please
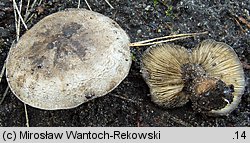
(111, 94), (139, 104)
(24, 0), (41, 23)
(105, 0), (114, 9)
(24, 104), (30, 127)
(78, 0), (81, 8)
(24, 0), (30, 20)
(134, 32), (207, 44)
(13, 0), (28, 30)
(1, 2), (19, 90)
(0, 86), (9, 105)
(27, 0), (43, 21)
(13, 1), (19, 41)
(84, 0), (92, 11)
(239, 17), (250, 29)
(18, 0), (22, 39)
(130, 36), (193, 46)
(10, 0), (30, 127)
(38, 0), (43, 5)
(129, 31), (208, 47)
(167, 113), (192, 126)
(0, 63), (5, 83)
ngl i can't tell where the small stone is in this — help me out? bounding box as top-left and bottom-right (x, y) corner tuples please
(137, 29), (142, 34)
(145, 5), (151, 11)
(0, 11), (5, 19)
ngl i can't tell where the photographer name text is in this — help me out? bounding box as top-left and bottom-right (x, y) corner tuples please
(2, 130), (161, 141)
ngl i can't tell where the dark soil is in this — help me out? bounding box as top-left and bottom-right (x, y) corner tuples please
(0, 0), (249, 127)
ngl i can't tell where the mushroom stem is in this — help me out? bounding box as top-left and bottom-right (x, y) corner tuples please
(191, 79), (234, 113)
(181, 64), (234, 113)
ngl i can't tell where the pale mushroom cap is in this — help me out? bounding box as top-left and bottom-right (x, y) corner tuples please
(142, 39), (245, 115)
(6, 9), (131, 110)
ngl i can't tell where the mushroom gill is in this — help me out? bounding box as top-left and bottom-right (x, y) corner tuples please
(141, 39), (245, 116)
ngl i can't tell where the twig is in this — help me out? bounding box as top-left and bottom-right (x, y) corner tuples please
(0, 86), (9, 105)
(84, 0), (92, 11)
(129, 31), (208, 47)
(104, 0), (114, 9)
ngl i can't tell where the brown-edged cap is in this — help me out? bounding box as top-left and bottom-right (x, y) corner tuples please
(6, 9), (131, 110)
(190, 39), (245, 115)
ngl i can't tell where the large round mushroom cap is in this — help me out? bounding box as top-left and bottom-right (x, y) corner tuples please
(6, 9), (131, 110)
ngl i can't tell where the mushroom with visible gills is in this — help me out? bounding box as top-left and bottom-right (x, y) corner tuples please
(141, 39), (245, 116)
(6, 9), (131, 110)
